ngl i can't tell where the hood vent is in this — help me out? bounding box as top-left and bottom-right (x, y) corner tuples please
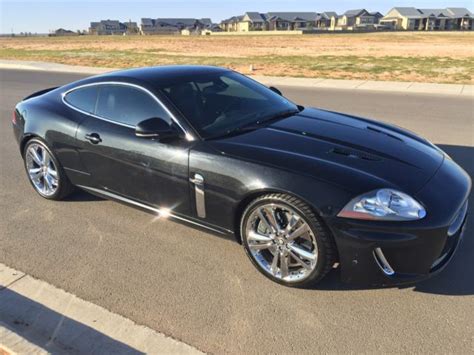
(330, 147), (381, 162)
(366, 126), (404, 142)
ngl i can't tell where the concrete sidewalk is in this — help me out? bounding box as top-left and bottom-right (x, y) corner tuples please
(1, 59), (472, 97)
(0, 263), (203, 354)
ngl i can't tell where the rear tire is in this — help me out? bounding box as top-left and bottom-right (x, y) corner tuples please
(240, 193), (336, 288)
(23, 138), (74, 200)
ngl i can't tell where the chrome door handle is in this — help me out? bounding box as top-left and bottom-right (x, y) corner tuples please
(189, 174), (204, 185)
(85, 133), (102, 144)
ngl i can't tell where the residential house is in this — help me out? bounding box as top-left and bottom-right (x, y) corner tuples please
(331, 9), (382, 30)
(51, 28), (77, 36)
(89, 20), (139, 35)
(220, 12), (320, 32)
(315, 12), (337, 29)
(266, 12), (320, 30)
(220, 15), (247, 32)
(141, 18), (213, 35)
(446, 8), (474, 30)
(380, 7), (473, 30)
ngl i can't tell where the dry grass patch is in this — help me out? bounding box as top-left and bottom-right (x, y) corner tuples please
(1, 32), (473, 83)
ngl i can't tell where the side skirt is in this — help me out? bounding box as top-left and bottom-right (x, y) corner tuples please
(77, 185), (233, 235)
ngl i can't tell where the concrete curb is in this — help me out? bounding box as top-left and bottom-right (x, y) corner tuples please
(0, 59), (472, 97)
(0, 263), (203, 354)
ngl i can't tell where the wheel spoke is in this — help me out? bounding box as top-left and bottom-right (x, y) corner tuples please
(285, 214), (300, 233)
(289, 251), (312, 270)
(257, 209), (272, 232)
(270, 252), (279, 275)
(262, 206), (280, 233)
(28, 167), (42, 180)
(280, 252), (289, 278)
(44, 174), (52, 191)
(287, 223), (309, 241)
(47, 167), (58, 178)
(45, 173), (58, 188)
(42, 149), (51, 167)
(289, 244), (316, 261)
(28, 147), (42, 166)
(248, 242), (274, 251)
(247, 230), (272, 243)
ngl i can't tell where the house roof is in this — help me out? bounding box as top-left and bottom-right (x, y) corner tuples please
(446, 8), (473, 17)
(369, 12), (384, 18)
(419, 9), (451, 18)
(343, 9), (367, 17)
(245, 12), (265, 22)
(90, 20), (123, 29)
(154, 18), (198, 26)
(56, 28), (75, 33)
(265, 12), (319, 22)
(321, 11), (338, 19)
(200, 18), (213, 26)
(389, 7), (473, 19)
(101, 20), (121, 26)
(141, 18), (154, 26)
(142, 18), (213, 28)
(221, 15), (243, 24)
(392, 7), (424, 18)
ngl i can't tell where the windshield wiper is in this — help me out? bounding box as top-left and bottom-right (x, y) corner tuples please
(208, 109), (300, 140)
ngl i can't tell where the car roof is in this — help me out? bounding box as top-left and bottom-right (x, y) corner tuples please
(91, 65), (230, 85)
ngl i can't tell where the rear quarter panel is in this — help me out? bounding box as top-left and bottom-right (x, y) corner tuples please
(15, 91), (86, 173)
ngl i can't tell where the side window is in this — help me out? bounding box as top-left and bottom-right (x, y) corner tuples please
(64, 86), (98, 113)
(96, 85), (171, 126)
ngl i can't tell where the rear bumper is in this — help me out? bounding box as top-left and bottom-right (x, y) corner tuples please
(329, 157), (471, 286)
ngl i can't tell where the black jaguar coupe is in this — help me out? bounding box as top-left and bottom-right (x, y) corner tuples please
(12, 66), (470, 287)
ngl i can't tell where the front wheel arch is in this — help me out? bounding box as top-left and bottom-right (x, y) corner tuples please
(233, 188), (326, 244)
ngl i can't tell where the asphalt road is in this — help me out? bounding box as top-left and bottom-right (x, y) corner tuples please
(1, 69), (473, 354)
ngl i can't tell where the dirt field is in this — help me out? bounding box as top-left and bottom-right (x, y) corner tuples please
(1, 32), (473, 83)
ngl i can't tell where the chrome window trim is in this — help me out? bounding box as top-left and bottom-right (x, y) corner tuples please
(61, 81), (195, 141)
(77, 185), (226, 234)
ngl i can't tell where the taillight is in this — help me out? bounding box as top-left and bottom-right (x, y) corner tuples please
(12, 110), (17, 124)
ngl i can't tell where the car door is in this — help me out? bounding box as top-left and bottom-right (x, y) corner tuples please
(74, 83), (192, 215)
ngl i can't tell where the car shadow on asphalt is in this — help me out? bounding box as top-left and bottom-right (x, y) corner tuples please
(63, 189), (104, 202)
(0, 288), (144, 354)
(312, 144), (474, 296)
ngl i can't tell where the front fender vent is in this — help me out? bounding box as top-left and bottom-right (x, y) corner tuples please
(330, 147), (381, 162)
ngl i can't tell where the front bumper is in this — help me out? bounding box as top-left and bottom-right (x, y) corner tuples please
(329, 157), (471, 286)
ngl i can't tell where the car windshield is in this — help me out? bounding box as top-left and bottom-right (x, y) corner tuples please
(158, 71), (299, 139)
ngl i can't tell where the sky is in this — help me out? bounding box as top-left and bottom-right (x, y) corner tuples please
(1, 0), (473, 34)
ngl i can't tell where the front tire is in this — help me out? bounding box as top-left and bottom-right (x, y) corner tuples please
(240, 193), (336, 287)
(23, 138), (74, 200)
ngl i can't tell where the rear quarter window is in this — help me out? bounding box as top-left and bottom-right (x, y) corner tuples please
(64, 86), (99, 113)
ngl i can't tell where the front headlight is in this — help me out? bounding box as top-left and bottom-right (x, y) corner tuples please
(338, 189), (426, 221)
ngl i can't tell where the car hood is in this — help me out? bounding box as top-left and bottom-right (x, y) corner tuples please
(207, 107), (444, 194)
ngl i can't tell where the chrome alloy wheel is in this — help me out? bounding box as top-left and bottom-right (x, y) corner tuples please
(25, 143), (59, 197)
(245, 203), (318, 283)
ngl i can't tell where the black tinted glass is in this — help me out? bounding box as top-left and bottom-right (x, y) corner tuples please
(64, 86), (98, 113)
(96, 85), (171, 126)
(159, 72), (298, 138)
